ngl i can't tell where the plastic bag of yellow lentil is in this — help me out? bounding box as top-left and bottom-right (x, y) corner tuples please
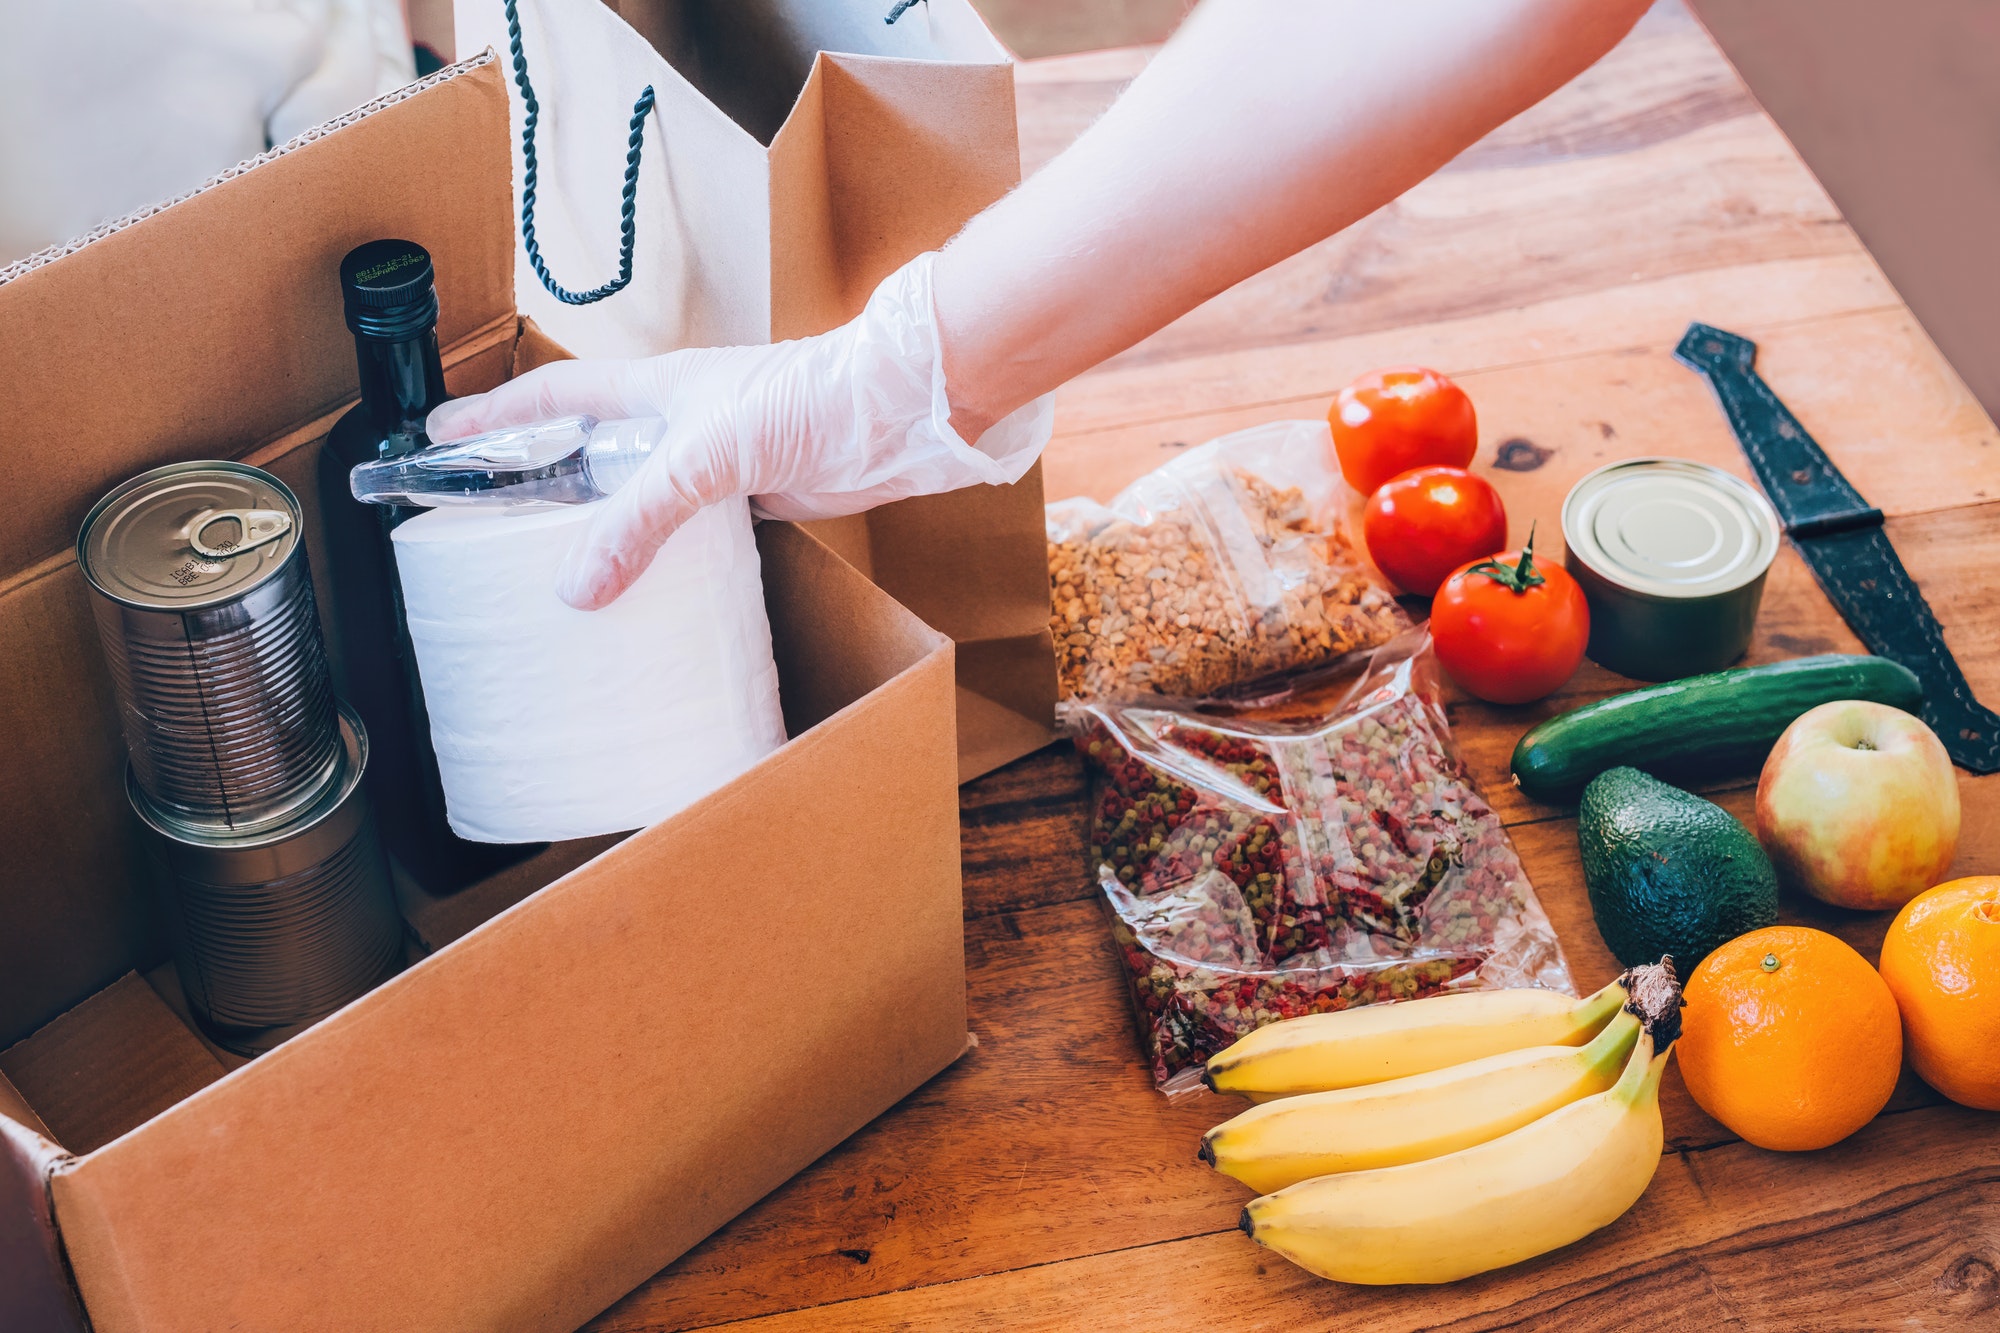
(1046, 420), (1407, 703)
(1064, 629), (1573, 1094)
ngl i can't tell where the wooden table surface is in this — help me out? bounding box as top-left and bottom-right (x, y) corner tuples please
(591, 6), (2000, 1329)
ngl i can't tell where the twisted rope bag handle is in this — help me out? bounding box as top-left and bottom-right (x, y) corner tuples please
(502, 0), (654, 305)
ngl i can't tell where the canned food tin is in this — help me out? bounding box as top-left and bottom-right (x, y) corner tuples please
(1562, 458), (1781, 681)
(129, 700), (404, 1056)
(80, 461), (342, 832)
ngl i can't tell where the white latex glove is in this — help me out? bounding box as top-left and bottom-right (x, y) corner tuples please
(427, 251), (1052, 609)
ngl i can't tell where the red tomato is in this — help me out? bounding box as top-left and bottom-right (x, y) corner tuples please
(1363, 466), (1508, 596)
(1327, 366), (1478, 496)
(1431, 535), (1590, 705)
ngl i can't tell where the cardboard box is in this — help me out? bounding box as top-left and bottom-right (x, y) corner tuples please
(0, 55), (991, 1332)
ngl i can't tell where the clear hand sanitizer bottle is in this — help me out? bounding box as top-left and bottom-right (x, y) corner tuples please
(350, 415), (665, 508)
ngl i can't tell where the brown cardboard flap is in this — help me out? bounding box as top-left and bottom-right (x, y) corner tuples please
(805, 461), (1061, 781)
(954, 630), (1063, 783)
(770, 53), (1019, 340)
(761, 521), (958, 735)
(0, 559), (160, 1046)
(50, 523), (966, 1333)
(822, 54), (1021, 324)
(763, 47), (1023, 427)
(0, 1073), (54, 1144)
(768, 61), (843, 348)
(0, 57), (514, 577)
(848, 461), (1054, 645)
(0, 1112), (81, 1333)
(0, 976), (226, 1157)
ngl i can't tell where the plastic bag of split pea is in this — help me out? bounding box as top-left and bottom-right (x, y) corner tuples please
(1062, 627), (1574, 1094)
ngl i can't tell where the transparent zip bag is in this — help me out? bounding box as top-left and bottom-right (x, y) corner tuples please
(1064, 629), (1573, 1094)
(1046, 420), (1407, 703)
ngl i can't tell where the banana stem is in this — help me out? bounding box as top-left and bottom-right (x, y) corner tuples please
(1581, 1008), (1642, 1078)
(1641, 1048), (1671, 1101)
(1611, 1040), (1673, 1109)
(1607, 957), (1684, 1107)
(1569, 977), (1630, 1039)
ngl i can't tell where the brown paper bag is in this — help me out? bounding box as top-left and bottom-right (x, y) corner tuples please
(455, 0), (1058, 779)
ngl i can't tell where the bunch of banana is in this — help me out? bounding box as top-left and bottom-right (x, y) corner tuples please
(1201, 1004), (1643, 1191)
(1209, 960), (1683, 1285)
(1204, 972), (1632, 1101)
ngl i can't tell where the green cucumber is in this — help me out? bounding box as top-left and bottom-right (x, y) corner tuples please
(1511, 654), (1923, 803)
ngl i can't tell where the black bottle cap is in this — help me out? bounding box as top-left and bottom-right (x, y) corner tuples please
(340, 239), (439, 340)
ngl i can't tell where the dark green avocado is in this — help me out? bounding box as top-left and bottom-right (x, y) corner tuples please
(1578, 766), (1779, 969)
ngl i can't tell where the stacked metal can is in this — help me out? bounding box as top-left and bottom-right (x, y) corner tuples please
(79, 461), (403, 1055)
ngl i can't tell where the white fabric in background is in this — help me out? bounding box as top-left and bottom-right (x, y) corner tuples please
(0, 0), (416, 264)
(392, 496), (788, 843)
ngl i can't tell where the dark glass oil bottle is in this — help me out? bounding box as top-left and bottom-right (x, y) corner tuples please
(318, 240), (539, 893)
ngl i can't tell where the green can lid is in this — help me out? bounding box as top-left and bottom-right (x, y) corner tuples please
(1562, 458), (1779, 599)
(78, 461), (302, 612)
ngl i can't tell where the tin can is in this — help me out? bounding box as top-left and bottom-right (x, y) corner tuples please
(130, 700), (404, 1056)
(1562, 458), (1781, 681)
(80, 461), (342, 832)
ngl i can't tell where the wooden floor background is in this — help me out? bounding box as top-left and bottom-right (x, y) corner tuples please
(589, 5), (2000, 1329)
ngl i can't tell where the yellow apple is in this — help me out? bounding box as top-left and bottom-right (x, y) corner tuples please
(1755, 700), (1959, 911)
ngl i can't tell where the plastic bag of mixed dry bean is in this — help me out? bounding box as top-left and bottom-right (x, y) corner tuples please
(1046, 420), (1407, 702)
(1064, 628), (1573, 1094)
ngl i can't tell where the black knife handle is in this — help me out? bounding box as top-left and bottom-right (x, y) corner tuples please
(1677, 321), (2000, 773)
(1674, 324), (1883, 536)
(1799, 526), (2000, 771)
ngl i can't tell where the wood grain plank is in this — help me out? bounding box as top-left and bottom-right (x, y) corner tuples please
(1018, 7), (1857, 407)
(651, 1105), (2000, 1333)
(1107, 111), (1850, 378)
(959, 746), (1089, 918)
(1044, 307), (2000, 528)
(1067, 7), (1849, 381)
(975, 0), (1180, 63)
(1049, 253), (1901, 442)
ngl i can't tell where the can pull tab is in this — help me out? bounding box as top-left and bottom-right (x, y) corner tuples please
(188, 508), (292, 559)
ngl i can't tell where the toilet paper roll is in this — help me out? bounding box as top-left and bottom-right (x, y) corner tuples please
(391, 497), (786, 842)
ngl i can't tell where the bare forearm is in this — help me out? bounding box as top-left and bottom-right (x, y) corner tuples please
(935, 0), (1651, 440)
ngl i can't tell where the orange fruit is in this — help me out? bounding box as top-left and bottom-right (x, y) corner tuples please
(1878, 877), (2000, 1110)
(1678, 926), (1902, 1151)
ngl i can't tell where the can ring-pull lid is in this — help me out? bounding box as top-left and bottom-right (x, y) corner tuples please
(188, 508), (293, 560)
(1562, 457), (1780, 600)
(79, 462), (305, 611)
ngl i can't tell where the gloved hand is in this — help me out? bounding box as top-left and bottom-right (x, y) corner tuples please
(426, 251), (1052, 609)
